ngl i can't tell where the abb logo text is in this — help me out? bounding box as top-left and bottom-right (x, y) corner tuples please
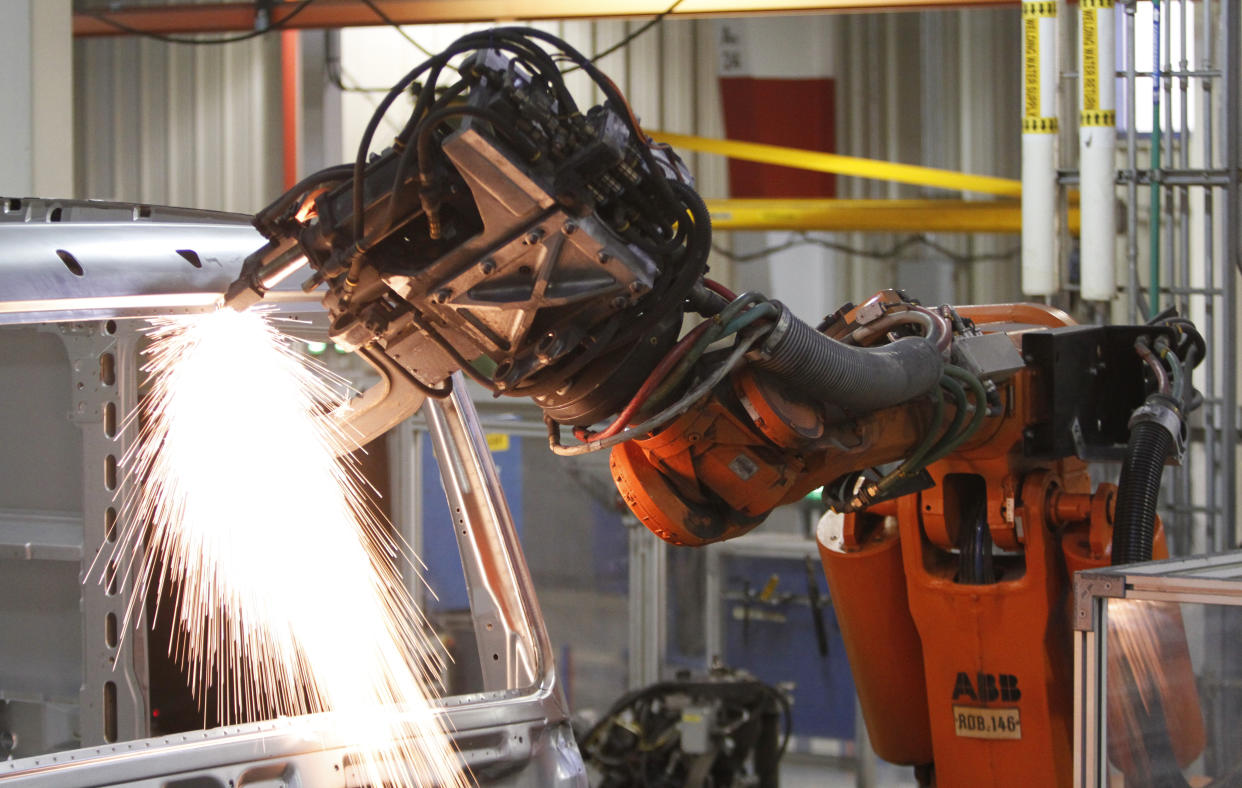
(952, 672), (1022, 703)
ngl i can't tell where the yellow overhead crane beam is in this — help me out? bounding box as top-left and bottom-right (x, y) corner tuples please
(706, 198), (1081, 234)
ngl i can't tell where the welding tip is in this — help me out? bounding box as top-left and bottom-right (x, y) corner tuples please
(223, 244), (309, 312)
(222, 278), (265, 312)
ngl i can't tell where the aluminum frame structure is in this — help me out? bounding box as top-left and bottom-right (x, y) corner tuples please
(0, 199), (585, 786)
(1072, 552), (1242, 787)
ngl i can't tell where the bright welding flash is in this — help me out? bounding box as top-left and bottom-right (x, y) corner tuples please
(109, 308), (470, 788)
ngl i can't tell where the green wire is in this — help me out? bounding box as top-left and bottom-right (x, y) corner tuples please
(722, 301), (778, 334)
(871, 366), (988, 501)
(643, 324), (726, 412)
(716, 292), (768, 326)
(1159, 345), (1184, 402)
(940, 364), (990, 449)
(643, 296), (775, 412)
(876, 384), (946, 496)
(923, 374), (968, 465)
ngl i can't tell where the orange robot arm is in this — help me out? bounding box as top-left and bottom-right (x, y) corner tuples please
(604, 292), (1204, 786)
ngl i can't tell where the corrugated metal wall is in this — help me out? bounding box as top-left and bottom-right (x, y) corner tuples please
(832, 8), (1022, 304)
(73, 10), (1023, 301)
(74, 34), (283, 213)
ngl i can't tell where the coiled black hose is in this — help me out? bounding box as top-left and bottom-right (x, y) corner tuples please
(1111, 419), (1176, 565)
(752, 303), (943, 413)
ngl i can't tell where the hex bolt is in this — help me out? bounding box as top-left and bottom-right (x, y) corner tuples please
(524, 229), (545, 245)
(562, 222), (578, 235)
(610, 296), (628, 309)
(480, 259), (497, 275)
(434, 288), (453, 304)
(597, 251), (612, 264)
(629, 281), (648, 294)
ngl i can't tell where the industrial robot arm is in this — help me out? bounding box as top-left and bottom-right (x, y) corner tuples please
(223, 28), (968, 530)
(226, 28), (1207, 785)
(222, 27), (1204, 551)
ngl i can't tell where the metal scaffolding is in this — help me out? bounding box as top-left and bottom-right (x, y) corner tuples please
(1069, 0), (1242, 554)
(1137, 0), (1242, 555)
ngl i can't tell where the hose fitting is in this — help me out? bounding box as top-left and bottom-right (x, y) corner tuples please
(1127, 392), (1186, 461)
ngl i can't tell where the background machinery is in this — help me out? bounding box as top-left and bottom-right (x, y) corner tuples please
(224, 28), (1205, 786)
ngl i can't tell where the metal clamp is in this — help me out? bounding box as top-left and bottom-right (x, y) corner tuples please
(755, 301), (793, 359)
(1127, 393), (1187, 461)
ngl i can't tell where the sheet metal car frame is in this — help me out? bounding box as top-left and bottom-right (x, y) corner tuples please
(0, 198), (586, 787)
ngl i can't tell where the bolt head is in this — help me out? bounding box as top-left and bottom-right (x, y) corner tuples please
(525, 229), (545, 245)
(434, 288), (452, 304)
(480, 259), (496, 275)
(610, 296), (628, 309)
(562, 222), (578, 235)
(597, 251), (611, 264)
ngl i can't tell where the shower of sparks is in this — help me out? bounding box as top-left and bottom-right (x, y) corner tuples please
(109, 308), (470, 788)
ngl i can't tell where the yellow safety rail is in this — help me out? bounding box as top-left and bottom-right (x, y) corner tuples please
(651, 131), (1023, 198)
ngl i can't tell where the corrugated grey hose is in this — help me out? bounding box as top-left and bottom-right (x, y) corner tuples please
(751, 303), (944, 412)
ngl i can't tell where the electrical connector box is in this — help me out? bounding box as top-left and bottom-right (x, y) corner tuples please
(952, 332), (1026, 382)
(679, 704), (716, 755)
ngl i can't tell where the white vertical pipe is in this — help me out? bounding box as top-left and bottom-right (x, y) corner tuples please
(1080, 0), (1118, 300)
(1022, 0), (1060, 295)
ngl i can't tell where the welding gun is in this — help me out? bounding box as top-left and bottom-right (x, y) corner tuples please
(225, 28), (1206, 787)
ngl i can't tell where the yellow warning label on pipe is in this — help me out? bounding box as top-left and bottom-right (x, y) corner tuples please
(649, 131), (1021, 197)
(1081, 0), (1114, 9)
(1022, 1), (1056, 17)
(1024, 16), (1040, 118)
(1023, 117), (1060, 133)
(1080, 110), (1116, 126)
(1082, 8), (1099, 111)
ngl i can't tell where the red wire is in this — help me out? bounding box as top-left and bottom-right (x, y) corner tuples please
(584, 320), (715, 442)
(703, 278), (737, 302)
